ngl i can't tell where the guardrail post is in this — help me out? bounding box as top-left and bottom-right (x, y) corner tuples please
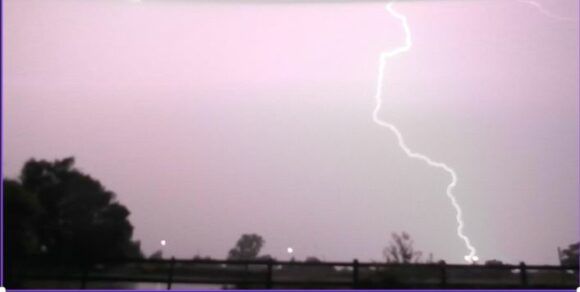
(167, 257), (176, 290)
(266, 260), (273, 289)
(519, 262), (528, 287)
(439, 261), (447, 288)
(352, 259), (359, 288)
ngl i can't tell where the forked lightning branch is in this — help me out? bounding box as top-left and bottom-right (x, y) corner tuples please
(376, 1), (479, 264)
(376, 0), (573, 263)
(127, 0), (574, 264)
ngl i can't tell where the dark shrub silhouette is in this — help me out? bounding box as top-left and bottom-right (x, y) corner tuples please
(227, 233), (264, 260)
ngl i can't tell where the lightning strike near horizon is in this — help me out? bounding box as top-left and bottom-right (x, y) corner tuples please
(517, 0), (575, 21)
(374, 1), (479, 263)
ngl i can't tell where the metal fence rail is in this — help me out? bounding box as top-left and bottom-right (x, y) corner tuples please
(14, 257), (579, 289)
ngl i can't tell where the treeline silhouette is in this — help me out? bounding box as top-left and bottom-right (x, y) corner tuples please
(4, 157), (579, 289)
(5, 157), (143, 287)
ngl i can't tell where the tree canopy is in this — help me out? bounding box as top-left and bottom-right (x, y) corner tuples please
(5, 157), (143, 264)
(383, 232), (422, 264)
(227, 233), (265, 261)
(5, 179), (42, 262)
(559, 242), (579, 266)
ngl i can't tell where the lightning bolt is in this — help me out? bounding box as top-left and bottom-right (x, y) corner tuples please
(374, 1), (479, 263)
(517, 0), (575, 21)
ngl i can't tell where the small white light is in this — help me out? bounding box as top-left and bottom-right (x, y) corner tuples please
(287, 247), (294, 254)
(161, 240), (167, 246)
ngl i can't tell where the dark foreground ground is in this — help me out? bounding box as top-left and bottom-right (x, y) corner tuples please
(8, 257), (579, 289)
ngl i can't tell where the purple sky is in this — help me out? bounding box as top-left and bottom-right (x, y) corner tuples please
(4, 0), (578, 264)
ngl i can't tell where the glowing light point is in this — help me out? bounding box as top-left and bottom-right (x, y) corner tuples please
(464, 255), (479, 263)
(161, 240), (167, 246)
(287, 247), (294, 254)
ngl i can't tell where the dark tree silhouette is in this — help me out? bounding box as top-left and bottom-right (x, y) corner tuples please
(5, 179), (44, 288)
(305, 256), (322, 263)
(257, 254), (275, 261)
(383, 232), (422, 263)
(192, 255), (213, 260)
(227, 233), (264, 260)
(559, 242), (579, 266)
(150, 250), (163, 260)
(484, 259), (505, 266)
(7, 157), (143, 263)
